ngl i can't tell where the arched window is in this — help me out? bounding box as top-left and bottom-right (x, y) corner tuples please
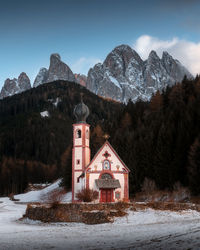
(76, 129), (81, 138)
(103, 160), (110, 170)
(101, 173), (112, 179)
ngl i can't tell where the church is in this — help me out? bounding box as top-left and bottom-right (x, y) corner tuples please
(72, 100), (130, 203)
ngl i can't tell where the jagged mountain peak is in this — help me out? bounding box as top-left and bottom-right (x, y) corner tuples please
(18, 72), (29, 81)
(74, 73), (87, 87)
(33, 53), (75, 87)
(46, 53), (75, 83)
(148, 50), (160, 61)
(103, 44), (143, 85)
(162, 51), (173, 59)
(33, 68), (48, 88)
(50, 53), (61, 61)
(0, 73), (31, 99)
(87, 46), (193, 103)
(105, 44), (142, 64)
(0, 45), (193, 102)
(113, 44), (133, 52)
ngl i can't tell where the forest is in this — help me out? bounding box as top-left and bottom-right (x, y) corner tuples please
(0, 76), (200, 196)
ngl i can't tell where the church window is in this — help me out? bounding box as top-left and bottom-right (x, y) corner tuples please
(101, 173), (112, 179)
(76, 159), (80, 164)
(103, 160), (110, 170)
(76, 129), (81, 138)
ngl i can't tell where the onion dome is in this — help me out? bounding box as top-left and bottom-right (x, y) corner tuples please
(74, 99), (89, 123)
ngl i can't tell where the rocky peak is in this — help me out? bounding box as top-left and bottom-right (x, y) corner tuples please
(0, 73), (31, 99)
(162, 51), (173, 61)
(86, 45), (193, 103)
(50, 53), (61, 61)
(18, 72), (31, 90)
(104, 45), (143, 81)
(33, 53), (76, 88)
(161, 51), (193, 82)
(147, 50), (160, 64)
(74, 74), (87, 87)
(33, 68), (48, 88)
(46, 53), (75, 83)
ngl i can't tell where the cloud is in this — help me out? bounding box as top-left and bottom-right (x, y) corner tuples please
(71, 57), (102, 75)
(133, 35), (200, 76)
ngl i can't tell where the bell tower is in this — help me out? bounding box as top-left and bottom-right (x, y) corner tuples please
(72, 99), (90, 202)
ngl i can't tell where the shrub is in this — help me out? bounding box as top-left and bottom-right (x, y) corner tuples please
(141, 177), (157, 194)
(39, 188), (66, 208)
(76, 188), (98, 202)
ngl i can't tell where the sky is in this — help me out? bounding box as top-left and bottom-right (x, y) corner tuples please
(0, 0), (200, 88)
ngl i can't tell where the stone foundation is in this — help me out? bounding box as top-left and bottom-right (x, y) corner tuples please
(24, 202), (130, 224)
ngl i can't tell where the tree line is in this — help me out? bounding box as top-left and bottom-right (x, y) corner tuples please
(0, 76), (200, 196)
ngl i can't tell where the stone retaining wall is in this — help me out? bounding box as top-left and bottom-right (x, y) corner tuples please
(24, 202), (130, 224)
(24, 201), (200, 224)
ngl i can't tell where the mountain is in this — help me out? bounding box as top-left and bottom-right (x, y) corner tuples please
(33, 54), (75, 87)
(0, 72), (31, 99)
(33, 68), (48, 88)
(0, 45), (193, 102)
(86, 45), (193, 103)
(74, 73), (87, 87)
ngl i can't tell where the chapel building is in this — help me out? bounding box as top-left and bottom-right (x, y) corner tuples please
(72, 100), (130, 203)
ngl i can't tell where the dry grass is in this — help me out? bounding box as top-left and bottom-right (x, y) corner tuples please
(76, 188), (99, 202)
(134, 187), (191, 203)
(39, 188), (66, 208)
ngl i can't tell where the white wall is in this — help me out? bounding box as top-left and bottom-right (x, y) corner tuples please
(86, 143), (128, 201)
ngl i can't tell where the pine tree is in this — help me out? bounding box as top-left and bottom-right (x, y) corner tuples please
(188, 137), (200, 195)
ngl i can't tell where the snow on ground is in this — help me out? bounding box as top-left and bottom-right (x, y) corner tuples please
(14, 180), (72, 203)
(40, 111), (49, 118)
(0, 196), (200, 249)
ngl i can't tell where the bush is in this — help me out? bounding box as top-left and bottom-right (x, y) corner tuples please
(76, 188), (99, 202)
(39, 188), (66, 208)
(141, 177), (157, 194)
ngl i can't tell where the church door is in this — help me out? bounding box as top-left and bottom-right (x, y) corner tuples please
(101, 189), (112, 202)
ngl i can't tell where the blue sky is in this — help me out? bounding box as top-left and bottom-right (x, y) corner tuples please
(0, 0), (200, 87)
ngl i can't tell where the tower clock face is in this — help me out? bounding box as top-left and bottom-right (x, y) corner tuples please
(103, 160), (110, 170)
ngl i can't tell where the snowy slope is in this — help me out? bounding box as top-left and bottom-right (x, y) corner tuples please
(14, 180), (72, 203)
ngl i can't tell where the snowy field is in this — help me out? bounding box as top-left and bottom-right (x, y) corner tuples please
(1, 182), (200, 249)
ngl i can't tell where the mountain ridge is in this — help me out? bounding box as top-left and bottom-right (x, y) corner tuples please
(0, 45), (193, 101)
(87, 45), (193, 103)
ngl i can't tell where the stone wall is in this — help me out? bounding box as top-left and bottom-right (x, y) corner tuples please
(24, 201), (200, 225)
(24, 202), (130, 224)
